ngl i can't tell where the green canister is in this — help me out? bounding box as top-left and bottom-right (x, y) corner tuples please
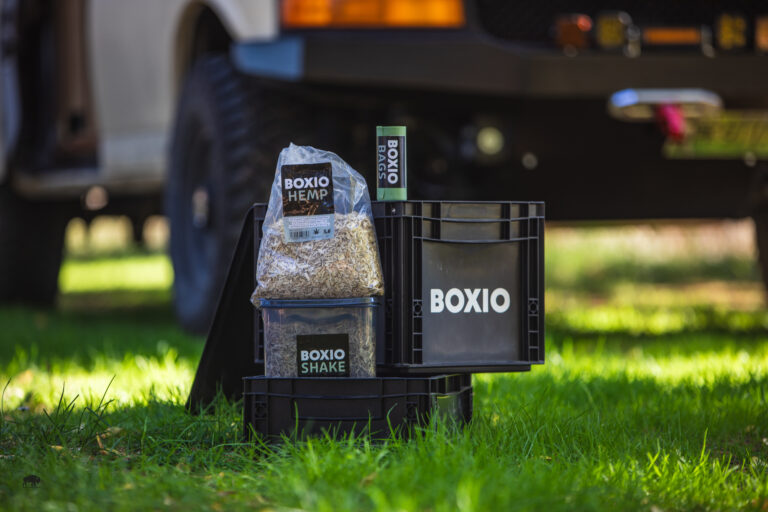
(376, 126), (407, 201)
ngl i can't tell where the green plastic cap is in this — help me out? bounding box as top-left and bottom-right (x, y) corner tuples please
(376, 126), (406, 137)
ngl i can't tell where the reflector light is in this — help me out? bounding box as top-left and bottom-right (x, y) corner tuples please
(716, 13), (747, 50)
(756, 16), (768, 52)
(555, 14), (592, 55)
(643, 27), (701, 46)
(596, 11), (631, 50)
(655, 104), (686, 143)
(281, 0), (465, 29)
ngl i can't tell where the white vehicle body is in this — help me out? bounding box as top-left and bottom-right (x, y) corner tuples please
(0, 0), (278, 193)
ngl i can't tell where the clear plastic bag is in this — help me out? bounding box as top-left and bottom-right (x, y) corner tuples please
(252, 143), (384, 301)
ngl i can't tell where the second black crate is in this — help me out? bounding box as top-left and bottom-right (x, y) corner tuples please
(243, 374), (472, 441)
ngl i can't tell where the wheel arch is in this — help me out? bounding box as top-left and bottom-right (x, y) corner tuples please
(173, 0), (278, 95)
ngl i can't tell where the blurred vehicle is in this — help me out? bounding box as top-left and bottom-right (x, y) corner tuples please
(3, 0), (768, 333)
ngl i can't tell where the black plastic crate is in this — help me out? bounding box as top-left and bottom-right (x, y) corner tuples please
(243, 374), (472, 441)
(372, 201), (544, 374)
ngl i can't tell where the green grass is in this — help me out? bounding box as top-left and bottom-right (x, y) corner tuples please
(1, 224), (767, 511)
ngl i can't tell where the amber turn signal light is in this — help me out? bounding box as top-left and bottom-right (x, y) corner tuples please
(642, 27), (701, 46)
(281, 0), (465, 29)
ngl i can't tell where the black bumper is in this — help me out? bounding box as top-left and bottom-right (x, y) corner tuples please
(232, 32), (768, 98)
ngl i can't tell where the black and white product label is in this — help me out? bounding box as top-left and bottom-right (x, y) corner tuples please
(281, 162), (335, 242)
(377, 136), (406, 189)
(297, 334), (350, 377)
(421, 242), (521, 364)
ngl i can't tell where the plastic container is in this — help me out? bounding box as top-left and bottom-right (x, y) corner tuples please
(372, 201), (545, 374)
(260, 298), (379, 378)
(243, 374), (472, 441)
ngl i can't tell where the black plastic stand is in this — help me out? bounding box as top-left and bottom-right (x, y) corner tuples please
(187, 205), (264, 411)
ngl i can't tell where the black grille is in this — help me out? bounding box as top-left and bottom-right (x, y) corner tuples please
(475, 0), (765, 44)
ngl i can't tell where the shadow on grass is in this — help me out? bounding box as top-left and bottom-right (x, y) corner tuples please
(547, 255), (759, 295)
(0, 288), (204, 372)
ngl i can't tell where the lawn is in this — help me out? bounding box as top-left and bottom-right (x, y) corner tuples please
(1, 219), (767, 511)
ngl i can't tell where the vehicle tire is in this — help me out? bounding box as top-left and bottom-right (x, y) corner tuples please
(167, 55), (296, 334)
(0, 185), (68, 306)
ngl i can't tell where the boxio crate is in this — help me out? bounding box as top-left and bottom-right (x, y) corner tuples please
(372, 201), (544, 374)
